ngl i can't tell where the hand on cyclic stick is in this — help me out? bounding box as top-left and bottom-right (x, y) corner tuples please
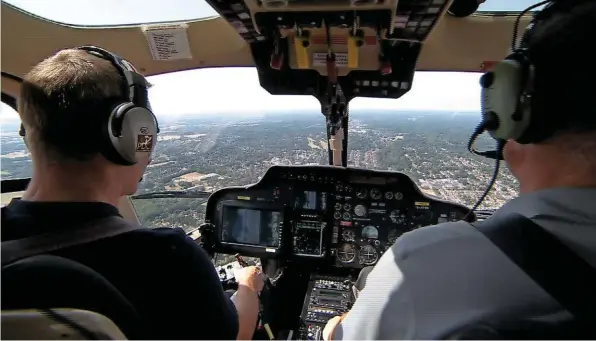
(235, 266), (265, 293)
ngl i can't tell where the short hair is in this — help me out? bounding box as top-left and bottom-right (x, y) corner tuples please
(526, 1), (596, 140)
(526, 1), (596, 164)
(18, 48), (127, 162)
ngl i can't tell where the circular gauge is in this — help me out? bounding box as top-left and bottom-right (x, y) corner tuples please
(343, 203), (351, 211)
(336, 184), (343, 192)
(333, 211), (342, 219)
(334, 203), (342, 211)
(344, 185), (352, 192)
(361, 225), (379, 239)
(385, 191), (394, 200)
(395, 192), (404, 200)
(388, 228), (399, 243)
(337, 243), (356, 263)
(342, 212), (352, 220)
(370, 188), (382, 200)
(342, 229), (355, 241)
(359, 245), (378, 265)
(356, 188), (367, 199)
(354, 204), (367, 217)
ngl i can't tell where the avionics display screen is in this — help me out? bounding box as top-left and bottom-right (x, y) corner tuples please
(221, 206), (281, 247)
(297, 191), (318, 210)
(302, 191), (317, 209)
(319, 290), (343, 297)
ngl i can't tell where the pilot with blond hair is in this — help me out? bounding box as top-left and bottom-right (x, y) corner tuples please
(2, 46), (263, 340)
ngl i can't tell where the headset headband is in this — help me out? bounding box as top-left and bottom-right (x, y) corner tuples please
(18, 46), (154, 138)
(75, 46), (150, 107)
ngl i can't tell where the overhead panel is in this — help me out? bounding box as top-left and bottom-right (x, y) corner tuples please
(203, 0), (452, 101)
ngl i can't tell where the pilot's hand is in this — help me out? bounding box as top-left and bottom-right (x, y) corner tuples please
(235, 266), (264, 293)
(323, 314), (345, 341)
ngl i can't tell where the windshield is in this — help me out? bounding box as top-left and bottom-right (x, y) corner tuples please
(477, 0), (547, 12)
(2, 0), (547, 27)
(2, 0), (218, 26)
(0, 69), (519, 232)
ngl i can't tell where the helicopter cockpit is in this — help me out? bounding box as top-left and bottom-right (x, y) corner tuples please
(190, 2), (484, 338)
(1, 0), (551, 339)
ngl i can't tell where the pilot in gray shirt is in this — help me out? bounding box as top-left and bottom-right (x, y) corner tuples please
(324, 2), (596, 339)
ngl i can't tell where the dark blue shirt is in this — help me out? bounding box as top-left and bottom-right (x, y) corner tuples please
(1, 199), (239, 340)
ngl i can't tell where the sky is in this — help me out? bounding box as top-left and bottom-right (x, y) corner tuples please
(3, 0), (544, 26)
(0, 0), (543, 122)
(0, 70), (483, 122)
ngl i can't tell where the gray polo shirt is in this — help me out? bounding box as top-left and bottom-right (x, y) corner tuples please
(334, 187), (596, 340)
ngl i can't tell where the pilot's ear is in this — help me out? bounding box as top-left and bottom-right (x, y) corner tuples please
(19, 123), (30, 149)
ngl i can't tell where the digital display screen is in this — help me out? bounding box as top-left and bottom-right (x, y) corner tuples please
(221, 207), (281, 247)
(297, 191), (318, 210)
(319, 290), (343, 297)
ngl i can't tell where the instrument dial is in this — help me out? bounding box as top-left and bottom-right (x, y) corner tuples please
(337, 243), (356, 263)
(358, 245), (378, 265)
(334, 203), (342, 211)
(356, 188), (367, 199)
(353, 204), (367, 217)
(390, 209), (405, 224)
(333, 211), (342, 219)
(370, 188), (382, 200)
(342, 212), (351, 221)
(395, 192), (404, 200)
(385, 191), (394, 200)
(343, 203), (351, 211)
(342, 229), (355, 241)
(361, 225), (379, 239)
(388, 228), (399, 244)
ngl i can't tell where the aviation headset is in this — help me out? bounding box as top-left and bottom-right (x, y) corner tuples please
(479, 0), (588, 146)
(19, 46), (159, 166)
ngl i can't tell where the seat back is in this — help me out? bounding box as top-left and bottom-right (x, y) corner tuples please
(2, 255), (142, 339)
(447, 213), (596, 339)
(2, 309), (126, 340)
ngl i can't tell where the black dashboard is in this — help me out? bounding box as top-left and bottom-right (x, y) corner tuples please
(203, 165), (474, 269)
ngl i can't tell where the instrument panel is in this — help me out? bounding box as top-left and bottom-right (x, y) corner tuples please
(204, 165), (473, 268)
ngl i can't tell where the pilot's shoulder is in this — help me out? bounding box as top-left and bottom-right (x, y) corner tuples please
(123, 227), (207, 258)
(391, 220), (483, 260)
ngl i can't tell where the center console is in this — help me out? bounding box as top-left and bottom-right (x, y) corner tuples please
(201, 166), (475, 340)
(299, 274), (355, 340)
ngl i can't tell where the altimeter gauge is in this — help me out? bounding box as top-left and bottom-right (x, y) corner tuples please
(337, 243), (356, 263)
(356, 188), (367, 199)
(370, 188), (382, 200)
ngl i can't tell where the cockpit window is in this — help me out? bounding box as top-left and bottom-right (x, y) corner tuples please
(2, 0), (547, 27)
(0, 102), (31, 180)
(477, 0), (547, 13)
(0, 68), (520, 233)
(130, 68), (519, 231)
(2, 0), (218, 27)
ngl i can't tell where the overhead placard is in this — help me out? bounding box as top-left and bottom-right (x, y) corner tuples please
(312, 53), (348, 67)
(142, 23), (192, 61)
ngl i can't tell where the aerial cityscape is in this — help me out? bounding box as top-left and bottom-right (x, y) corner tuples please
(1, 109), (519, 232)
